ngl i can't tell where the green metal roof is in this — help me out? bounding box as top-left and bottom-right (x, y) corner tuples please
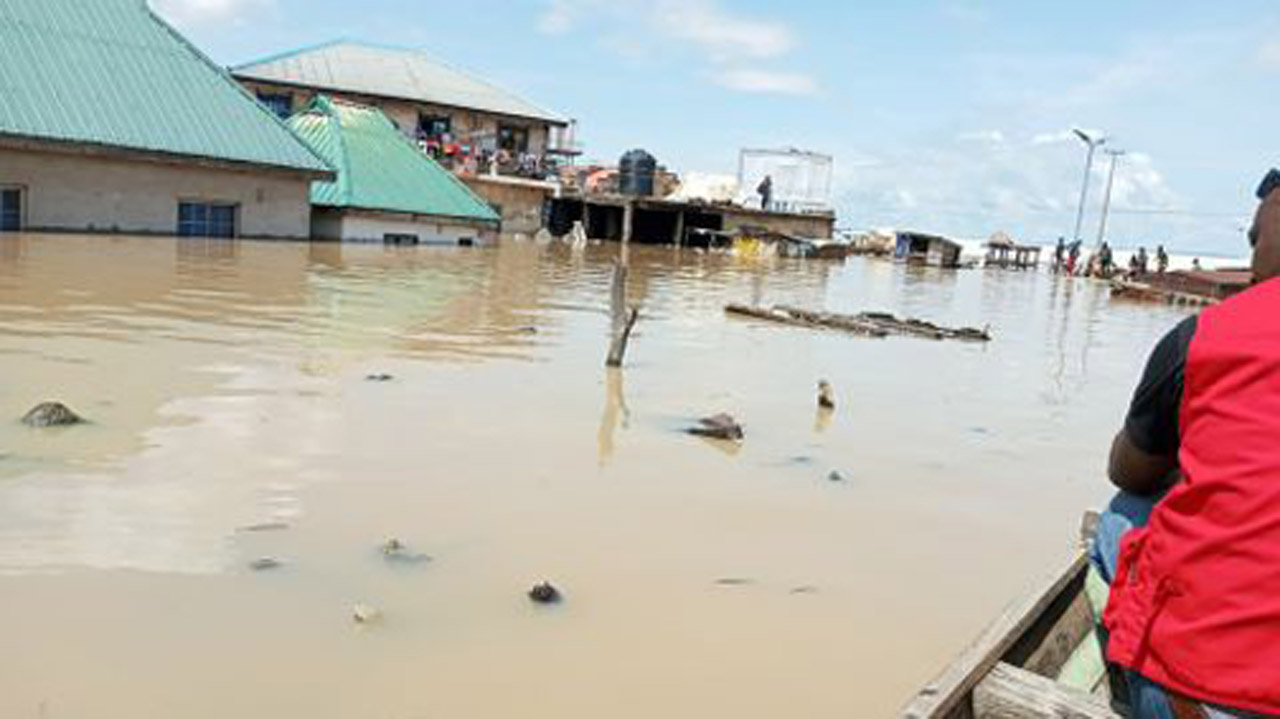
(287, 96), (499, 223)
(0, 0), (331, 174)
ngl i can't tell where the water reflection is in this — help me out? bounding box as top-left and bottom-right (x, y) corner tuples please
(0, 233), (1196, 719)
(597, 367), (630, 466)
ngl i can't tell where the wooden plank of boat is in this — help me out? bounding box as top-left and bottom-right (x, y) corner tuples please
(899, 552), (1107, 719)
(974, 662), (1121, 719)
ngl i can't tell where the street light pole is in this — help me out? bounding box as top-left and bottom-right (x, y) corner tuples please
(1096, 149), (1126, 247)
(1071, 129), (1106, 244)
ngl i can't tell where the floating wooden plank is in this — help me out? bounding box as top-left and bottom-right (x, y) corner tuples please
(726, 304), (990, 343)
(973, 662), (1122, 719)
(899, 554), (1088, 719)
(724, 304), (889, 338)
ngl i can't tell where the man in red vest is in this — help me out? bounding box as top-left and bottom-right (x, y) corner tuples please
(1093, 169), (1280, 719)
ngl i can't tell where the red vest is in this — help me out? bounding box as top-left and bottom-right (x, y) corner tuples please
(1106, 278), (1280, 713)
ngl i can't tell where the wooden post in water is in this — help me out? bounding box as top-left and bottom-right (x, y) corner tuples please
(607, 202), (638, 367)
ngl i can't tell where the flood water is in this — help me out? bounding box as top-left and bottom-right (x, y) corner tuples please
(0, 235), (1191, 719)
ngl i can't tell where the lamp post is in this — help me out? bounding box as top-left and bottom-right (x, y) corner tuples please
(1096, 149), (1126, 247)
(1072, 129), (1107, 243)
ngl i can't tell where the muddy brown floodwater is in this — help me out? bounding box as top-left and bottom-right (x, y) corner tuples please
(0, 235), (1191, 718)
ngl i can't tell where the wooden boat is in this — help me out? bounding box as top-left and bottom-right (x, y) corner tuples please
(900, 513), (1127, 719)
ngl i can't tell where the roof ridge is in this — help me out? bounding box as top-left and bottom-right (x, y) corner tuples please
(317, 96), (355, 206)
(230, 38), (350, 72)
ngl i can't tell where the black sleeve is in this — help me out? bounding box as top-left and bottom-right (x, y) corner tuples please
(1124, 316), (1197, 456)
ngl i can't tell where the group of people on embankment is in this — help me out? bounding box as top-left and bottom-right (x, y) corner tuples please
(1052, 237), (1178, 280)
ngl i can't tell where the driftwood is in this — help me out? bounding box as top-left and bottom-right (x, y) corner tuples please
(687, 413), (744, 441)
(726, 304), (991, 342)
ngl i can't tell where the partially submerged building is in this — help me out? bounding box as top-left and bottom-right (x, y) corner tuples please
(0, 0), (332, 239)
(895, 231), (963, 268)
(286, 97), (499, 244)
(232, 41), (576, 234)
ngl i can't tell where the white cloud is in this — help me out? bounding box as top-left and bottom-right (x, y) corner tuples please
(958, 130), (1006, 145)
(534, 0), (815, 96)
(150, 0), (269, 25)
(833, 130), (1190, 245)
(654, 0), (794, 61)
(536, 0), (579, 35)
(713, 69), (818, 96)
(1259, 40), (1280, 70)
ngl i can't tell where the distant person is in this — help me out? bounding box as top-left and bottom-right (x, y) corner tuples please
(1100, 242), (1115, 277)
(757, 175), (773, 212)
(1156, 245), (1170, 274)
(1067, 240), (1082, 276)
(1054, 237), (1067, 274)
(1090, 168), (1280, 718)
(1134, 246), (1149, 276)
(1192, 258), (1203, 271)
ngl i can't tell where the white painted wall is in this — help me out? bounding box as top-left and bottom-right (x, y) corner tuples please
(311, 209), (497, 245)
(0, 147), (313, 239)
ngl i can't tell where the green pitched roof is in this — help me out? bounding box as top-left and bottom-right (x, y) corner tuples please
(0, 0), (330, 174)
(287, 96), (499, 223)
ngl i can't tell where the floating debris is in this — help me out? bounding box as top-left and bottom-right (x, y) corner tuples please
(818, 380), (837, 410)
(21, 402), (85, 428)
(790, 586), (820, 595)
(516, 326), (539, 335)
(726, 304), (991, 343)
(365, 373), (395, 383)
(249, 557), (284, 572)
(352, 603), (383, 624)
(381, 538), (432, 565)
(827, 470), (847, 483)
(687, 413), (744, 441)
(239, 521), (290, 533)
(528, 582), (563, 605)
(714, 578), (755, 587)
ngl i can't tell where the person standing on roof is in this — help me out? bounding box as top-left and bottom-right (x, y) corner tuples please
(1091, 169), (1280, 719)
(1157, 245), (1170, 274)
(757, 175), (774, 212)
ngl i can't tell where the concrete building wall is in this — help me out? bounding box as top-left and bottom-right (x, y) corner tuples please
(241, 81), (551, 155)
(461, 176), (551, 236)
(0, 146), (312, 239)
(312, 208), (497, 245)
(721, 209), (835, 240)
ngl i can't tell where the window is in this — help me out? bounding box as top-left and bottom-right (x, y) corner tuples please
(257, 92), (294, 120)
(417, 114), (451, 140)
(178, 202), (238, 238)
(498, 124), (530, 153)
(384, 233), (420, 245)
(1, 188), (21, 232)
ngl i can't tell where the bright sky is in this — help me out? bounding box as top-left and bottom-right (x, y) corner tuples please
(154, 0), (1280, 256)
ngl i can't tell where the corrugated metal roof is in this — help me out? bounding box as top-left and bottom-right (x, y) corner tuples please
(234, 40), (568, 126)
(0, 0), (331, 174)
(288, 96), (499, 224)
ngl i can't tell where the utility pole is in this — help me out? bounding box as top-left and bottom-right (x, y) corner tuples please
(1072, 129), (1106, 243)
(1096, 149), (1126, 247)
